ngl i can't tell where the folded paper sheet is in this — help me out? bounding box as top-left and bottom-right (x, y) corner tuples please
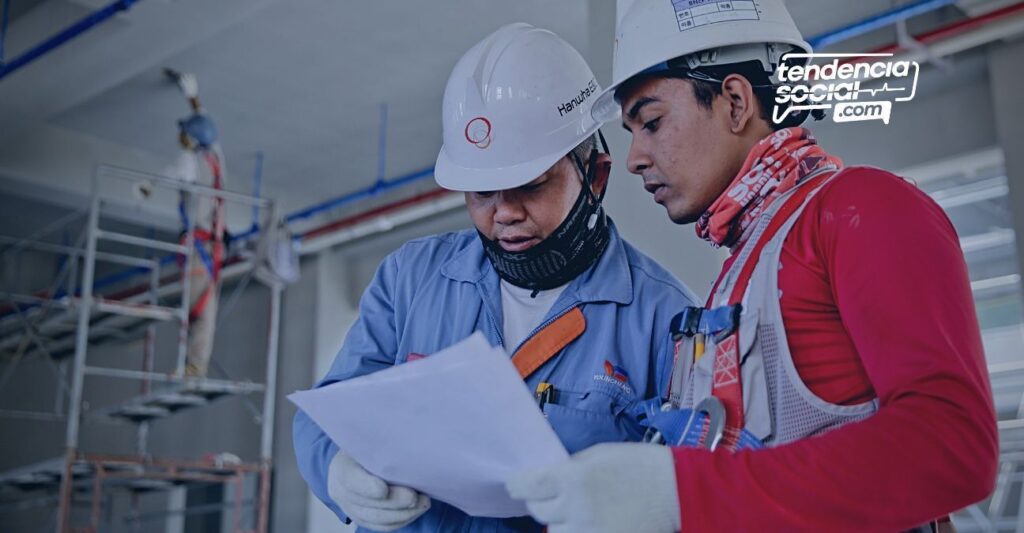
(289, 332), (568, 517)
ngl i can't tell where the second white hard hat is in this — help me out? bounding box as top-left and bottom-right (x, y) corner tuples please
(435, 23), (603, 192)
(591, 0), (811, 124)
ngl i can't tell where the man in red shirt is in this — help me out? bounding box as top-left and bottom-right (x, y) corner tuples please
(506, 1), (998, 531)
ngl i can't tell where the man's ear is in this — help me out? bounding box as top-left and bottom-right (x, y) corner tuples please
(589, 153), (612, 196)
(721, 74), (758, 134)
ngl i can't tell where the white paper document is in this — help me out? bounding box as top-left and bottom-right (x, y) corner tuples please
(289, 332), (568, 518)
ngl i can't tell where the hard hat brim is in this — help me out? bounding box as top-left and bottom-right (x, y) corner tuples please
(435, 144), (570, 193)
(435, 119), (603, 193)
(592, 87), (623, 126)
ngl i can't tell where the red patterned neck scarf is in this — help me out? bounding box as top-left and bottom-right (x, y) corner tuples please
(695, 127), (843, 249)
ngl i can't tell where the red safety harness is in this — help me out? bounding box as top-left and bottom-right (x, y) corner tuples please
(698, 171), (835, 450)
(177, 150), (226, 322)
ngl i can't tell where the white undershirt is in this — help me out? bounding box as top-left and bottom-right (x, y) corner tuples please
(499, 279), (569, 354)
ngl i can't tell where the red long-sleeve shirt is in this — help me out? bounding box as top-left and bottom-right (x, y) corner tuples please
(673, 167), (998, 532)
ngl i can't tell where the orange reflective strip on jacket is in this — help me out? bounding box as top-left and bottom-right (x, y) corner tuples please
(511, 307), (586, 379)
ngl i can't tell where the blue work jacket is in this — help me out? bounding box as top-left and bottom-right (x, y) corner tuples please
(294, 223), (696, 532)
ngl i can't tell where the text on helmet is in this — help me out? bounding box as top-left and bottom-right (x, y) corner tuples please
(557, 79), (599, 117)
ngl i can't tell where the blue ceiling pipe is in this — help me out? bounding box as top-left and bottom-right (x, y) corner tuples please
(85, 164), (437, 297)
(285, 166), (436, 225)
(220, 165), (437, 242)
(90, 170), (440, 291)
(0, 0), (138, 80)
(807, 0), (958, 50)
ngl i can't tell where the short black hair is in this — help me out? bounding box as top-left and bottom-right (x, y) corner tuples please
(570, 134), (597, 165)
(668, 61), (783, 130)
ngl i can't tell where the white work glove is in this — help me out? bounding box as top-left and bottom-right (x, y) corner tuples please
(327, 452), (431, 531)
(177, 72), (199, 99)
(506, 443), (681, 533)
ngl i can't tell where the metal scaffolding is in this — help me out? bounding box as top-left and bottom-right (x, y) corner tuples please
(0, 165), (283, 533)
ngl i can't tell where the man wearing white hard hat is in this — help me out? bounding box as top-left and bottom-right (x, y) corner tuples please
(294, 23), (698, 532)
(507, 1), (997, 532)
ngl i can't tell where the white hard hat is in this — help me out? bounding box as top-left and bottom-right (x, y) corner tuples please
(592, 0), (811, 124)
(435, 23), (603, 192)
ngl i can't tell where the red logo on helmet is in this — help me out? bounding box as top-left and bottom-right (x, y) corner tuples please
(465, 117), (492, 149)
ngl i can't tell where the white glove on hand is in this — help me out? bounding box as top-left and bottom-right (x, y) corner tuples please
(328, 452), (430, 531)
(506, 443), (681, 533)
(177, 73), (199, 99)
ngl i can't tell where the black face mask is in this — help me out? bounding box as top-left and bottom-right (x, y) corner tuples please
(479, 131), (612, 294)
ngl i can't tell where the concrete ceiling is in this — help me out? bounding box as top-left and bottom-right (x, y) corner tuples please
(0, 0), (991, 218)
(1, 0), (596, 215)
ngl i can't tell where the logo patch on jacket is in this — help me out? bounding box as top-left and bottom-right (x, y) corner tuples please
(603, 360), (629, 382)
(594, 360), (634, 395)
